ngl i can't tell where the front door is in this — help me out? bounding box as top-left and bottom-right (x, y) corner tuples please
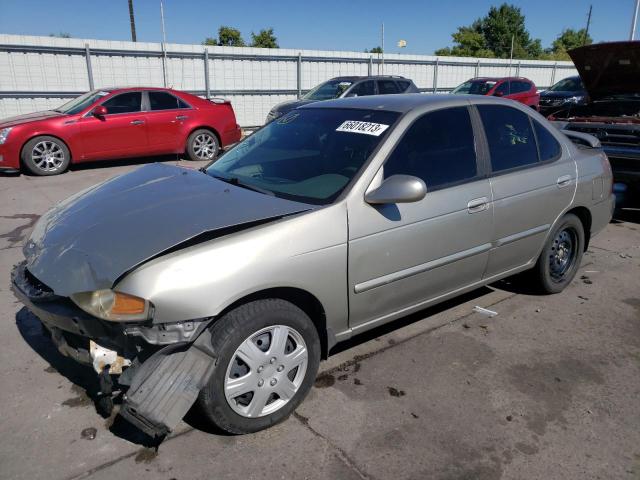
(477, 104), (576, 277)
(348, 105), (493, 330)
(78, 91), (148, 159)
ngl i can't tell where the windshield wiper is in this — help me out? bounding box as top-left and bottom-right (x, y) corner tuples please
(209, 173), (275, 196)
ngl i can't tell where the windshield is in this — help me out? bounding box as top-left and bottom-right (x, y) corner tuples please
(206, 108), (400, 204)
(303, 80), (354, 101)
(452, 80), (497, 95)
(54, 90), (110, 114)
(548, 77), (584, 93)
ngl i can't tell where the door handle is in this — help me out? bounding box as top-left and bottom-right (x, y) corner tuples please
(175, 115), (188, 120)
(557, 175), (572, 187)
(130, 120), (145, 125)
(467, 197), (488, 213)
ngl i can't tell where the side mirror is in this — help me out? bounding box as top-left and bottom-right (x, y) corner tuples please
(493, 91), (504, 97)
(93, 105), (108, 117)
(365, 175), (427, 205)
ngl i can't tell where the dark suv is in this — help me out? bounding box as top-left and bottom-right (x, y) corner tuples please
(266, 76), (419, 122)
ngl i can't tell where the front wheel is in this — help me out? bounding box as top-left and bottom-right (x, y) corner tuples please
(186, 129), (220, 161)
(534, 213), (585, 294)
(197, 299), (320, 434)
(21, 136), (70, 175)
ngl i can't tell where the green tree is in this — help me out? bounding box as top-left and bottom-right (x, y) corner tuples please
(547, 28), (592, 60)
(202, 37), (217, 46)
(365, 46), (383, 54)
(216, 26), (245, 47)
(49, 32), (72, 38)
(435, 3), (542, 59)
(250, 28), (278, 48)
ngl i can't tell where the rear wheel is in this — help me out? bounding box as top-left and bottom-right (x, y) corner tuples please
(534, 213), (584, 293)
(197, 299), (320, 434)
(21, 136), (70, 175)
(186, 129), (219, 161)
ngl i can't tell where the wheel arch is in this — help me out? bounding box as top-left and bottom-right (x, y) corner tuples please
(215, 287), (330, 359)
(565, 206), (592, 251)
(20, 133), (74, 167)
(185, 126), (221, 151)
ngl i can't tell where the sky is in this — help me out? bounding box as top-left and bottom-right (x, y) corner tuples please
(0, 0), (637, 54)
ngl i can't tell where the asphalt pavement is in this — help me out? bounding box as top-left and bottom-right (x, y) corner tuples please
(0, 157), (639, 480)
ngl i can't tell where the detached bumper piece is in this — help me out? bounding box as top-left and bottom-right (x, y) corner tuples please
(119, 328), (216, 438)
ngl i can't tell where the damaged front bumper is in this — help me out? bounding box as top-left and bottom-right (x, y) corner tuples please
(11, 261), (217, 438)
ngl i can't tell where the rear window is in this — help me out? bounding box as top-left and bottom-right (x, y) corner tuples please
(533, 120), (562, 161)
(396, 80), (411, 91)
(149, 91), (189, 110)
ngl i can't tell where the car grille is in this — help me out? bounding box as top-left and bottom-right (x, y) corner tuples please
(566, 124), (640, 148)
(540, 98), (565, 107)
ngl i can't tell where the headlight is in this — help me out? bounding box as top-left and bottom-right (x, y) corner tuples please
(0, 127), (12, 144)
(71, 289), (152, 322)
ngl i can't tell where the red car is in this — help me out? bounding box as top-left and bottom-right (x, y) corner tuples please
(452, 77), (540, 109)
(0, 87), (242, 175)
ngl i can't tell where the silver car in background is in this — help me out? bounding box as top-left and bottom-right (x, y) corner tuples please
(12, 94), (614, 438)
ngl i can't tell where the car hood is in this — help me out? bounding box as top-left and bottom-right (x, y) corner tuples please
(0, 110), (66, 128)
(569, 41), (640, 100)
(272, 99), (318, 115)
(24, 163), (314, 296)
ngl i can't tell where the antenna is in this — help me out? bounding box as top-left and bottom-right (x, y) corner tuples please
(631, 0), (640, 40)
(583, 5), (592, 45)
(160, 0), (168, 87)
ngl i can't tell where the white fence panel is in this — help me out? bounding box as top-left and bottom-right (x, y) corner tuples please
(0, 34), (578, 126)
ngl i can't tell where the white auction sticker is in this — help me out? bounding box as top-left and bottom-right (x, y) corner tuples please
(336, 120), (389, 136)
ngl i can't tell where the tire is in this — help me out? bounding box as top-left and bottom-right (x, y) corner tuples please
(186, 129), (220, 161)
(534, 213), (585, 294)
(197, 299), (320, 434)
(21, 136), (70, 176)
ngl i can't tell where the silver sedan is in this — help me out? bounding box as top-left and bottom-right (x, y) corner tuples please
(12, 94), (614, 437)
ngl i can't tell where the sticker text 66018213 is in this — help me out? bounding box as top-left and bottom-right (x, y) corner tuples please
(336, 120), (390, 136)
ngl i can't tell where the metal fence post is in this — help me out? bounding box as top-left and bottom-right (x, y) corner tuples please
(515, 61), (521, 76)
(297, 53), (302, 99)
(475, 59), (480, 78)
(432, 58), (439, 93)
(368, 56), (373, 76)
(84, 43), (94, 90)
(203, 49), (210, 99)
(551, 62), (557, 86)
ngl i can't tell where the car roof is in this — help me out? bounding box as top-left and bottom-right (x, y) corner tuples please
(329, 76), (409, 82)
(471, 77), (533, 82)
(302, 93), (510, 113)
(99, 86), (176, 93)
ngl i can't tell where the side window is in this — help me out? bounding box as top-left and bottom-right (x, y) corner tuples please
(396, 80), (410, 91)
(533, 120), (562, 161)
(513, 81), (531, 93)
(383, 107), (478, 190)
(495, 82), (510, 96)
(149, 91), (187, 110)
(101, 92), (142, 114)
(478, 105), (539, 172)
(378, 80), (400, 94)
(350, 81), (376, 96)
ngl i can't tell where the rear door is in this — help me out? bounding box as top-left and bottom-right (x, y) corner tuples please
(78, 91), (148, 159)
(348, 106), (493, 329)
(144, 91), (193, 153)
(478, 104), (576, 277)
